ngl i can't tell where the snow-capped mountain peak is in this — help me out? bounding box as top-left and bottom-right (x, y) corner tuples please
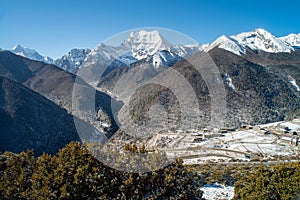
(231, 28), (293, 53)
(123, 30), (173, 59)
(11, 44), (54, 64)
(204, 28), (295, 55)
(280, 33), (300, 49)
(7, 29), (300, 76)
(12, 44), (24, 51)
(205, 35), (246, 55)
(54, 48), (91, 71)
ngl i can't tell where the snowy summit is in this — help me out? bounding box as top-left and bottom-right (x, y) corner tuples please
(231, 28), (293, 53)
(123, 30), (173, 60)
(11, 44), (54, 64)
(71, 30), (202, 72)
(205, 28), (297, 55)
(205, 35), (246, 55)
(54, 48), (91, 71)
(280, 33), (300, 49)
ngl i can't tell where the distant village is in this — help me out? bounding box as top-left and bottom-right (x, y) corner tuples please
(144, 118), (300, 164)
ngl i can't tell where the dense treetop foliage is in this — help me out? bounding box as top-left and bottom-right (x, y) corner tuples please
(0, 142), (204, 199)
(1, 141), (300, 199)
(233, 162), (300, 200)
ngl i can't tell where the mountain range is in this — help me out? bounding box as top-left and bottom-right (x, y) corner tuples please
(1, 28), (300, 154)
(0, 50), (121, 154)
(9, 29), (300, 73)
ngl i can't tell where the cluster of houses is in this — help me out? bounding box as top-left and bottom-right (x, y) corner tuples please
(275, 123), (299, 146)
(188, 121), (300, 147)
(258, 121), (300, 146)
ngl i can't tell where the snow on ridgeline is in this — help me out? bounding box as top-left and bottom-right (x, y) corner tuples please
(205, 35), (246, 55)
(123, 30), (203, 60)
(280, 33), (300, 49)
(70, 30), (204, 73)
(8, 29), (300, 72)
(54, 48), (91, 71)
(231, 28), (293, 53)
(206, 28), (295, 55)
(11, 44), (54, 64)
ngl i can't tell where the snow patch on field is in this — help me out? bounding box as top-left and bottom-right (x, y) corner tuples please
(200, 183), (234, 200)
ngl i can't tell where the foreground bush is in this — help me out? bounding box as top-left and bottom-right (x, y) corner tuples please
(233, 162), (300, 200)
(0, 142), (204, 199)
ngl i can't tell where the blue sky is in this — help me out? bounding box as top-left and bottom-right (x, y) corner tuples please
(1, 0), (300, 58)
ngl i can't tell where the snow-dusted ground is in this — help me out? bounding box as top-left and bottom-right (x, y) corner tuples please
(200, 183), (234, 200)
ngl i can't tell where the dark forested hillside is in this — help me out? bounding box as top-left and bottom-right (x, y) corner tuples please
(0, 76), (81, 155)
(116, 48), (300, 130)
(0, 51), (123, 135)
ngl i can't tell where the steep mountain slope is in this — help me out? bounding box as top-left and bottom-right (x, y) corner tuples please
(208, 47), (300, 124)
(0, 76), (81, 155)
(93, 31), (202, 95)
(117, 48), (300, 133)
(242, 50), (300, 96)
(0, 51), (122, 135)
(88, 29), (300, 96)
(95, 29), (300, 132)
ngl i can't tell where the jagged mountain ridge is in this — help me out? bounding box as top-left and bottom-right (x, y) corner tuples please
(232, 28), (293, 53)
(206, 28), (297, 55)
(10, 30), (203, 74)
(54, 48), (91, 71)
(9, 29), (300, 75)
(11, 44), (54, 64)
